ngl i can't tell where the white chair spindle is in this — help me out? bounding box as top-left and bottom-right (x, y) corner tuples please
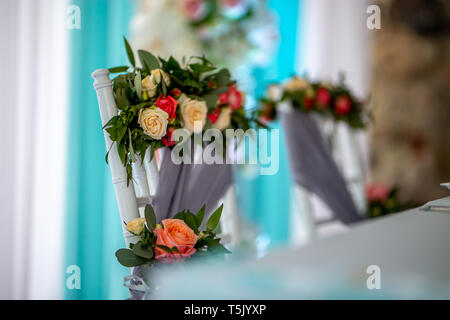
(143, 148), (159, 196)
(92, 69), (140, 246)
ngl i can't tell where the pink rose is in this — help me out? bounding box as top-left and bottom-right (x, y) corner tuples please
(219, 85), (243, 111)
(155, 95), (178, 119)
(181, 0), (207, 22)
(154, 219), (198, 263)
(366, 183), (391, 203)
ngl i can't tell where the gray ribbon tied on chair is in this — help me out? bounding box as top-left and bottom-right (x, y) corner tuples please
(280, 109), (362, 224)
(151, 146), (233, 222)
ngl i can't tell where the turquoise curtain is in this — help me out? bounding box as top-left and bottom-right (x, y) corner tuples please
(65, 0), (136, 300)
(235, 0), (301, 246)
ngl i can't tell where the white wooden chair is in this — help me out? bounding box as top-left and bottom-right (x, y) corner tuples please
(92, 69), (159, 247)
(92, 69), (239, 247)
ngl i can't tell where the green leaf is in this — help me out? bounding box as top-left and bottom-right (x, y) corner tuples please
(206, 204), (223, 232)
(195, 205), (206, 226)
(155, 244), (173, 255)
(202, 94), (219, 111)
(160, 75), (168, 97)
(115, 249), (145, 267)
(214, 69), (231, 87)
(134, 71), (142, 101)
(116, 125), (127, 142)
(138, 50), (160, 73)
(109, 66), (129, 73)
(185, 212), (199, 234)
(144, 204), (157, 230)
(123, 37), (135, 67)
(114, 88), (131, 109)
(190, 63), (216, 75)
(173, 211), (186, 221)
(132, 241), (154, 259)
(128, 130), (136, 163)
(117, 141), (126, 164)
(209, 242), (231, 254)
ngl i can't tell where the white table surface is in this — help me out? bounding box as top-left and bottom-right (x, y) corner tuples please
(152, 198), (450, 299)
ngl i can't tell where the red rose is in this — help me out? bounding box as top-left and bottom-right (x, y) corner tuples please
(334, 95), (352, 116)
(170, 88), (182, 97)
(155, 95), (178, 119)
(304, 97), (314, 109)
(162, 126), (176, 147)
(208, 107), (220, 124)
(316, 87), (331, 108)
(219, 85), (243, 110)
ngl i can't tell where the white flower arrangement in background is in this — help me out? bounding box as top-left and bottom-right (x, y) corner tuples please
(130, 0), (278, 70)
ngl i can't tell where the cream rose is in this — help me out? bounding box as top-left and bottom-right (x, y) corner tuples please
(151, 68), (171, 86)
(141, 76), (158, 98)
(126, 218), (146, 235)
(138, 107), (169, 140)
(181, 98), (207, 133)
(284, 76), (310, 92)
(212, 107), (232, 131)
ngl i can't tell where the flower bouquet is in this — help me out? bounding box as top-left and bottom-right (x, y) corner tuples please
(178, 0), (278, 68)
(105, 37), (254, 183)
(366, 183), (403, 218)
(116, 203), (229, 267)
(257, 76), (367, 129)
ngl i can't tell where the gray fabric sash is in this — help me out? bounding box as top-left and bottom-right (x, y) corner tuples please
(151, 145), (233, 222)
(280, 109), (362, 224)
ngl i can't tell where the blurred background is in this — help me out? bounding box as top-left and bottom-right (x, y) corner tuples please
(0, 0), (449, 299)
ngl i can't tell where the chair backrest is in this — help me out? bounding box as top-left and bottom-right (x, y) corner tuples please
(92, 69), (159, 246)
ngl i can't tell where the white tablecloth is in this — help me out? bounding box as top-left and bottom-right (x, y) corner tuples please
(152, 197), (450, 299)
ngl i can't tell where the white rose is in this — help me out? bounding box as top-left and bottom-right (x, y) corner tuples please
(212, 107), (232, 131)
(138, 107), (169, 140)
(181, 98), (207, 133)
(142, 76), (158, 98)
(267, 85), (283, 101)
(150, 68), (171, 86)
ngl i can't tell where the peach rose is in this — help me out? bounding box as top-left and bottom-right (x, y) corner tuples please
(138, 107), (169, 140)
(126, 217), (146, 235)
(180, 98), (208, 133)
(154, 219), (198, 263)
(284, 76), (310, 92)
(212, 107), (232, 130)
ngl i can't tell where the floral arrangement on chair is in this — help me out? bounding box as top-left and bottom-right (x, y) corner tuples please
(366, 183), (403, 218)
(257, 76), (368, 129)
(115, 204), (229, 267)
(104, 38), (255, 183)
